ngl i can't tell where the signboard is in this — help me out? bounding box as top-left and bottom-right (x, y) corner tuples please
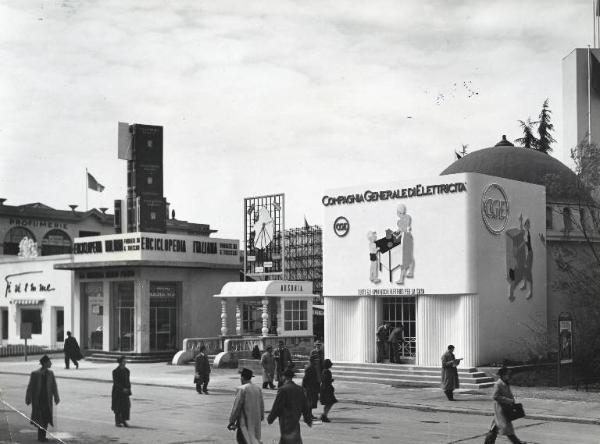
(20, 322), (32, 340)
(244, 194), (285, 278)
(150, 282), (177, 298)
(72, 232), (240, 266)
(558, 313), (573, 364)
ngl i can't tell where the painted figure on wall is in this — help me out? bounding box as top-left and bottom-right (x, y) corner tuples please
(367, 231), (381, 284)
(394, 204), (414, 285)
(18, 237), (39, 258)
(506, 214), (533, 301)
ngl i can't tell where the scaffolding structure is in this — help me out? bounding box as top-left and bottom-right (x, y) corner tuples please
(284, 225), (323, 303)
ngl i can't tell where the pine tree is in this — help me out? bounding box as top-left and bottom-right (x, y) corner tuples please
(515, 118), (538, 149)
(537, 98), (556, 154)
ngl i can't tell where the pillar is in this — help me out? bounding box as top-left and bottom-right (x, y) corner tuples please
(261, 298), (269, 336)
(235, 299), (241, 336)
(220, 299), (228, 336)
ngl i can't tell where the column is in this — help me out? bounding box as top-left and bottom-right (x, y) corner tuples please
(261, 298), (269, 336)
(136, 279), (150, 353)
(235, 299), (241, 336)
(220, 299), (228, 336)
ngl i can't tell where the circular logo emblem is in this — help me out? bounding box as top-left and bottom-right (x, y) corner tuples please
(481, 183), (509, 234)
(333, 216), (350, 237)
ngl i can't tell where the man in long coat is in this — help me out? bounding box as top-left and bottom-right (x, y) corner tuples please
(484, 367), (525, 444)
(111, 356), (132, 427)
(267, 368), (312, 444)
(26, 355), (60, 442)
(63, 331), (82, 369)
(309, 341), (324, 383)
(388, 324), (404, 363)
(274, 341), (293, 388)
(441, 344), (461, 401)
(228, 368), (264, 444)
(194, 345), (211, 394)
(260, 345), (276, 389)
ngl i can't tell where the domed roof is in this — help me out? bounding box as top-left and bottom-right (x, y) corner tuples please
(440, 136), (585, 202)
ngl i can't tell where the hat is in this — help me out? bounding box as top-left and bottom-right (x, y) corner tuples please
(239, 368), (254, 380)
(39, 355), (50, 365)
(283, 367), (296, 378)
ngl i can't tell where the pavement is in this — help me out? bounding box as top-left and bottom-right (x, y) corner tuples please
(1, 354), (599, 427)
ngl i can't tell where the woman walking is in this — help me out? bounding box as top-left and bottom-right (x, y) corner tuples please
(111, 356), (132, 427)
(302, 364), (320, 420)
(319, 359), (337, 422)
(484, 366), (526, 444)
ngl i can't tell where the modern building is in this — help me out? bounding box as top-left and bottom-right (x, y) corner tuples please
(322, 137), (597, 367)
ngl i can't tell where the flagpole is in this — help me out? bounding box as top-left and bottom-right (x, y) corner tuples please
(85, 167), (88, 211)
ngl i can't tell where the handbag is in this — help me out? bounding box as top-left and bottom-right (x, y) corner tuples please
(505, 402), (525, 421)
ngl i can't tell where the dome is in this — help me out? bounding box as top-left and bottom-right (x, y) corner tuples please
(440, 136), (585, 202)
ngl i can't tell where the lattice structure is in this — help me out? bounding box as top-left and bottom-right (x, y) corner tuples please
(284, 225), (323, 303)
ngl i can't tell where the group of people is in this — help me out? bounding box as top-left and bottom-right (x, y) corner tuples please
(441, 345), (527, 444)
(25, 354), (131, 442)
(376, 322), (405, 363)
(227, 340), (338, 443)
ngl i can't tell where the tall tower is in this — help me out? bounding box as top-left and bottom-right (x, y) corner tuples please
(562, 48), (600, 153)
(116, 123), (167, 233)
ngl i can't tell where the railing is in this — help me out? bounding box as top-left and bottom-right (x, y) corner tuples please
(224, 335), (314, 355)
(0, 344), (63, 357)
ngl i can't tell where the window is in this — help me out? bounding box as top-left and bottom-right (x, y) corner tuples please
(21, 309), (42, 334)
(42, 229), (72, 255)
(3, 227), (36, 255)
(284, 300), (308, 331)
(563, 207), (573, 233)
(546, 206), (553, 230)
(242, 302), (262, 334)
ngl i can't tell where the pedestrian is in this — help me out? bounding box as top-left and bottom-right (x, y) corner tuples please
(25, 355), (60, 442)
(194, 345), (211, 394)
(388, 324), (404, 363)
(63, 331), (82, 369)
(251, 345), (261, 360)
(376, 322), (389, 363)
(274, 340), (293, 388)
(111, 356), (132, 427)
(301, 364), (319, 420)
(309, 340), (324, 383)
(319, 359), (337, 423)
(267, 367), (312, 443)
(441, 344), (462, 401)
(484, 367), (526, 444)
(228, 368), (264, 444)
(260, 345), (276, 389)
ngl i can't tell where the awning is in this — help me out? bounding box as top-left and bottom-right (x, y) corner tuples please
(10, 299), (45, 305)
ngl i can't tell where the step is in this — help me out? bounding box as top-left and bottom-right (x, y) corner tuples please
(86, 351), (176, 364)
(333, 374), (495, 389)
(333, 368), (493, 383)
(332, 364), (487, 377)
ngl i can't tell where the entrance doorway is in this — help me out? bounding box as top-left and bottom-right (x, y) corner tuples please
(81, 282), (103, 350)
(111, 282), (134, 352)
(382, 297), (416, 359)
(149, 282), (178, 351)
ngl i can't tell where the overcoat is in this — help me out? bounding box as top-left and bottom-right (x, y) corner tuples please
(261, 351), (276, 384)
(229, 382), (264, 444)
(26, 369), (59, 427)
(490, 378), (516, 435)
(440, 351), (460, 391)
(309, 348), (324, 383)
(301, 366), (319, 409)
(111, 366), (132, 420)
(319, 368), (338, 406)
(64, 336), (83, 361)
(195, 352), (211, 377)
(267, 380), (311, 444)
(274, 346), (293, 379)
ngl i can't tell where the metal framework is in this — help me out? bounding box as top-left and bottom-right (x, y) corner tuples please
(283, 224), (323, 302)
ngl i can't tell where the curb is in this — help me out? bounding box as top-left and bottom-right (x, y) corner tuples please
(2, 371), (599, 426)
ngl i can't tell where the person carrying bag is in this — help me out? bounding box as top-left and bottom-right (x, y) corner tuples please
(484, 366), (526, 444)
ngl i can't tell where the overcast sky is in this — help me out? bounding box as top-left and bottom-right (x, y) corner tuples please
(0, 0), (594, 240)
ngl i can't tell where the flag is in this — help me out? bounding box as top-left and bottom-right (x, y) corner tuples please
(455, 151), (462, 160)
(87, 172), (105, 192)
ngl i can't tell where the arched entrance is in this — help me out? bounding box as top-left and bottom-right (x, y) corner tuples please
(3, 227), (36, 255)
(42, 229), (72, 255)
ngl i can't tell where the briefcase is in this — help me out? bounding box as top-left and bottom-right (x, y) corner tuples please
(506, 402), (525, 421)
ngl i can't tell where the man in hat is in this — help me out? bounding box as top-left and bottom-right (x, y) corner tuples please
(441, 345), (462, 401)
(260, 345), (276, 389)
(267, 367), (312, 443)
(228, 368), (264, 444)
(63, 331), (82, 369)
(274, 340), (293, 388)
(26, 355), (60, 442)
(309, 340), (324, 384)
(194, 345), (211, 394)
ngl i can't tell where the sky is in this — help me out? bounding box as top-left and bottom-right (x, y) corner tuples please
(0, 0), (595, 241)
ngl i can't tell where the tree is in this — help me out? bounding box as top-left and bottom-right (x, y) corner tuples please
(514, 118), (538, 149)
(537, 99), (556, 153)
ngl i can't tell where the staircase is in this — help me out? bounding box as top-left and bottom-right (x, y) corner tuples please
(332, 362), (495, 389)
(85, 350), (176, 364)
